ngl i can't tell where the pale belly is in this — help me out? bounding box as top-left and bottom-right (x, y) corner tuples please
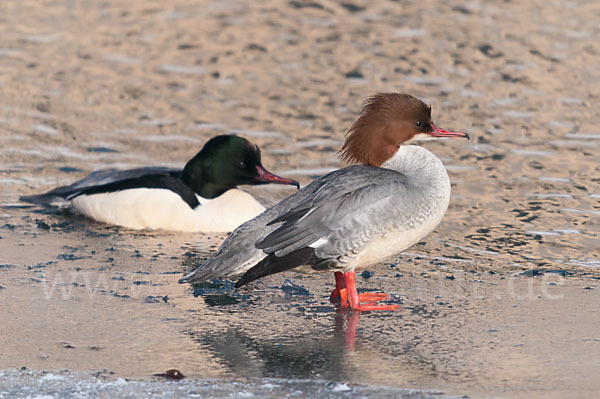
(345, 213), (445, 271)
(71, 188), (265, 232)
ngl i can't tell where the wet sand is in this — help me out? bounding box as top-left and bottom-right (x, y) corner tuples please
(1, 0), (600, 398)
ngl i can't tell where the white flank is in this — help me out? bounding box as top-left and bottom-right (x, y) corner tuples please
(349, 213), (444, 270)
(72, 188), (265, 232)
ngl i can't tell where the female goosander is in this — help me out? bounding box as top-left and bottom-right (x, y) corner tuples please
(20, 135), (299, 232)
(180, 94), (468, 311)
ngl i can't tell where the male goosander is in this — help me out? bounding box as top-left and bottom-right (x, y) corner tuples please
(20, 135), (299, 232)
(180, 94), (468, 311)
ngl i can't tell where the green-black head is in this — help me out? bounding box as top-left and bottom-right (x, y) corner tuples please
(182, 135), (299, 199)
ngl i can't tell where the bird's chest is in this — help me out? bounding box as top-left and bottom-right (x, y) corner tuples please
(346, 208), (446, 271)
(194, 189), (265, 232)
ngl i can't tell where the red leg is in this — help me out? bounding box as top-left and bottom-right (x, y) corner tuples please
(330, 271), (346, 303)
(332, 271), (400, 311)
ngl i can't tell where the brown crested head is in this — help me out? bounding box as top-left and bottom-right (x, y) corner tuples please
(338, 93), (434, 167)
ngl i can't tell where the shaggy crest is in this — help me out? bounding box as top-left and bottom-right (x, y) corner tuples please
(338, 93), (432, 166)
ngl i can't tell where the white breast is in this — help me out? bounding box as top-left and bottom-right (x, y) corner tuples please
(71, 188), (265, 232)
(347, 210), (446, 271)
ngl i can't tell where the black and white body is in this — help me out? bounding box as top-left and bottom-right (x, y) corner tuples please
(180, 94), (468, 311)
(20, 135), (299, 232)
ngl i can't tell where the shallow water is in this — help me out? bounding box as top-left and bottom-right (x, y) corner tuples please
(1, 0), (600, 398)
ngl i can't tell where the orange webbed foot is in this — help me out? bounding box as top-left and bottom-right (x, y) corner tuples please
(357, 292), (389, 302)
(355, 302), (400, 311)
(330, 271), (400, 312)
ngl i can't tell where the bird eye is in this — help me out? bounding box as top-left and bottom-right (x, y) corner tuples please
(415, 121), (422, 127)
(237, 161), (246, 169)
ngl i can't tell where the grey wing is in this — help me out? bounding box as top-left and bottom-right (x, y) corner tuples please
(257, 168), (410, 264)
(234, 167), (411, 287)
(20, 167), (179, 205)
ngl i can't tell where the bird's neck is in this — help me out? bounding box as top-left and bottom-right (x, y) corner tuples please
(182, 160), (235, 199)
(381, 145), (451, 196)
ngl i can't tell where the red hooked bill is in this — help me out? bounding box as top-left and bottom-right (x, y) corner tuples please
(429, 123), (470, 139)
(256, 165), (300, 189)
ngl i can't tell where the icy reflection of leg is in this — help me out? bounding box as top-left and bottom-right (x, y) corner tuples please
(334, 309), (361, 351)
(345, 312), (360, 351)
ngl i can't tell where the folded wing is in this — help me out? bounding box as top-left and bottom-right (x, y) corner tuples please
(20, 167), (179, 205)
(235, 167), (410, 286)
